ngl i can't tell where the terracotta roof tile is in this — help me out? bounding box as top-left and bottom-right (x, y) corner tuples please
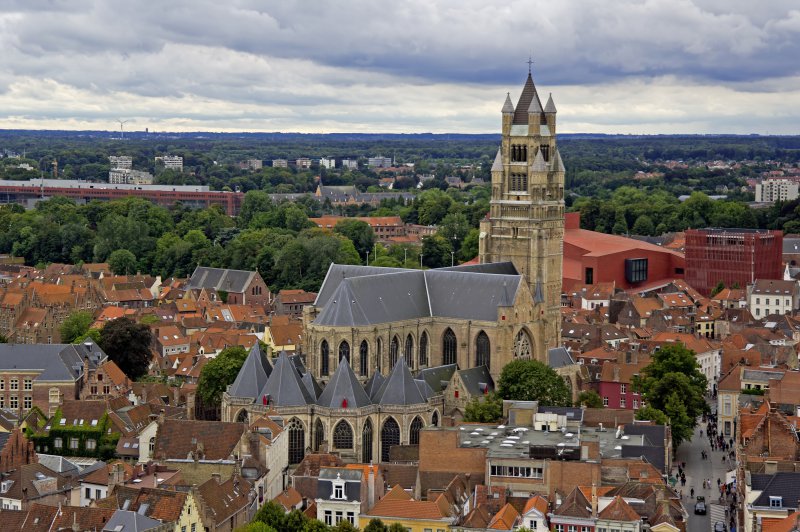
(272, 486), (303, 511)
(153, 419), (246, 460)
(599, 495), (641, 521)
(488, 502), (520, 530)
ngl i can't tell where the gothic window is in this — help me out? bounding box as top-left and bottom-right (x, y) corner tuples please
(287, 418), (305, 465)
(390, 336), (399, 368)
(510, 173), (528, 192)
(419, 331), (429, 367)
(404, 334), (414, 367)
(409, 416), (424, 445)
(360, 340), (369, 377)
(320, 340), (330, 376)
(475, 331), (490, 370)
(381, 417), (400, 462)
(338, 341), (350, 365)
(511, 144), (528, 162)
(333, 420), (353, 449)
(443, 328), (457, 366)
(362, 419), (373, 463)
(540, 145), (550, 162)
(514, 329), (532, 359)
(314, 418), (324, 452)
(431, 411), (439, 427)
(377, 338), (383, 372)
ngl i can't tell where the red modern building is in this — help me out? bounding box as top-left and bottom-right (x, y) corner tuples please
(685, 228), (783, 296)
(562, 213), (685, 292)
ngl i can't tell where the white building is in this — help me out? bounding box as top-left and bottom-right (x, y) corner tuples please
(155, 155), (183, 172)
(756, 178), (799, 203)
(109, 168), (154, 185)
(316, 468), (369, 529)
(748, 279), (800, 318)
(108, 155), (133, 170)
(341, 159), (358, 170)
(320, 157), (336, 169)
(367, 156), (392, 168)
(295, 157), (312, 169)
(272, 159), (289, 168)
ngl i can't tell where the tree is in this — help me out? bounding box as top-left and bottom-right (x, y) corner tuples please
(575, 390), (604, 408)
(635, 406), (669, 425)
(98, 318), (153, 379)
(235, 523), (277, 532)
(334, 219), (375, 260)
(631, 214), (655, 236)
(0, 333), (7, 343)
(710, 281), (726, 297)
(388, 524), (408, 532)
(464, 393), (503, 423)
(252, 501), (286, 531)
(363, 519), (388, 532)
(108, 249), (138, 275)
(197, 347), (248, 406)
(301, 520), (329, 532)
(633, 344), (708, 447)
(497, 360), (571, 406)
(421, 234), (453, 268)
(332, 520), (359, 532)
(60, 311), (94, 344)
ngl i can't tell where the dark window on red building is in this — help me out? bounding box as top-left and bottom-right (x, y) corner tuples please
(585, 267), (594, 284)
(625, 258), (648, 284)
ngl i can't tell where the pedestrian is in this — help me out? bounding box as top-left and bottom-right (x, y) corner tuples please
(718, 478), (721, 487)
(691, 488), (695, 498)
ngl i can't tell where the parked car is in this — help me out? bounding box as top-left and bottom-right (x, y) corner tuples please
(715, 522), (726, 532)
(694, 496), (707, 515)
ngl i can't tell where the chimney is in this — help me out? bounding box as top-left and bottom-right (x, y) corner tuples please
(591, 483), (598, 517)
(368, 466), (376, 509)
(157, 409), (165, 425)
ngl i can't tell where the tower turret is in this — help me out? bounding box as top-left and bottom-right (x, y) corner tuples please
(544, 93), (557, 136)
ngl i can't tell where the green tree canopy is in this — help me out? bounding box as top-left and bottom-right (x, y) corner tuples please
(197, 346), (248, 406)
(464, 393), (503, 423)
(107, 248), (138, 275)
(334, 219), (375, 260)
(497, 360), (571, 406)
(363, 518), (388, 532)
(98, 317), (153, 379)
(59, 310), (94, 344)
(575, 390), (604, 408)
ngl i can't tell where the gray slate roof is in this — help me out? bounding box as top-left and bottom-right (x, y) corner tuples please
(0, 341), (102, 382)
(532, 150), (547, 172)
(554, 148), (565, 172)
(315, 264), (408, 307)
(103, 510), (163, 532)
(188, 266), (255, 294)
(258, 352), (314, 406)
(784, 238), (800, 254)
(437, 262), (518, 275)
(502, 94), (515, 114)
(457, 366), (494, 396)
(363, 372), (386, 401)
(544, 93), (557, 113)
(751, 472), (800, 509)
(417, 364), (457, 394)
(314, 265), (521, 327)
(316, 358), (372, 409)
(548, 347), (575, 369)
(373, 358), (427, 406)
(301, 371), (322, 399)
(513, 72), (542, 125)
(491, 148), (503, 172)
(229, 344), (272, 399)
(528, 92), (543, 113)
(415, 379), (436, 400)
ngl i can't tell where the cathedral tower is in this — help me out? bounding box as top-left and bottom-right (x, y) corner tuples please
(479, 68), (565, 354)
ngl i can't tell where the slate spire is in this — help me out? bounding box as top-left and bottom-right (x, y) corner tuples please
(502, 93), (515, 114)
(317, 357), (372, 409)
(229, 343), (272, 399)
(258, 351), (314, 406)
(544, 92), (557, 114)
(373, 357), (426, 406)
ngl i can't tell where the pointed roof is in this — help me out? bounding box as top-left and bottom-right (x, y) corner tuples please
(533, 279), (545, 303)
(513, 72), (543, 125)
(373, 357), (427, 405)
(523, 494), (549, 516)
(229, 344), (272, 399)
(532, 150), (547, 172)
(258, 351), (314, 406)
(502, 94), (515, 114)
(364, 371), (386, 400)
(528, 93), (543, 113)
(301, 371), (322, 399)
(598, 495), (641, 522)
(415, 378), (435, 400)
(317, 358), (372, 409)
(491, 148), (503, 172)
(552, 486), (592, 518)
(545, 93), (557, 113)
(488, 502), (521, 530)
(554, 149), (566, 173)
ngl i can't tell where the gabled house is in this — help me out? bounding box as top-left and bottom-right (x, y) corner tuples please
(315, 467), (366, 528)
(521, 494), (550, 531)
(549, 486), (596, 532)
(0, 462), (70, 510)
(188, 267), (271, 307)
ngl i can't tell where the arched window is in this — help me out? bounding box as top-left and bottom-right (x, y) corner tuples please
(287, 418), (305, 465)
(314, 418), (324, 452)
(514, 329), (532, 359)
(390, 336), (399, 368)
(409, 416), (424, 445)
(339, 341), (350, 365)
(360, 340), (369, 377)
(443, 328), (457, 366)
(149, 437), (155, 453)
(431, 411), (439, 427)
(381, 417), (400, 462)
(377, 338), (383, 372)
(404, 334), (414, 367)
(320, 340), (330, 376)
(475, 331), (490, 370)
(362, 419), (373, 463)
(333, 420), (353, 449)
(236, 409), (248, 423)
(419, 331), (428, 367)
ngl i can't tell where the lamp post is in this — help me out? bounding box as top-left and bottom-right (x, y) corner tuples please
(451, 251), (455, 267)
(366, 250), (370, 266)
(420, 253), (423, 268)
(404, 247), (408, 265)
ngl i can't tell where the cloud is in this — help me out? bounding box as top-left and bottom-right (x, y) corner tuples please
(0, 0), (798, 133)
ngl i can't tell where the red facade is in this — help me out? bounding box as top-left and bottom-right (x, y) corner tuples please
(685, 228), (783, 296)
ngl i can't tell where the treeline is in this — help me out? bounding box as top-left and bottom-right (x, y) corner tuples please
(0, 186), (488, 291)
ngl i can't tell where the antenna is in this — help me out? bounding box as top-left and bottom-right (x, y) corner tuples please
(117, 119), (130, 140)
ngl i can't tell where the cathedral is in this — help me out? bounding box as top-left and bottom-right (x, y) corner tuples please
(223, 69), (567, 465)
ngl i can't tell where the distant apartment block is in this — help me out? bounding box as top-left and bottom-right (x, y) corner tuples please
(272, 159), (289, 168)
(239, 159), (263, 171)
(341, 158), (358, 170)
(756, 178), (799, 203)
(109, 168), (154, 185)
(155, 155), (183, 172)
(295, 157), (312, 169)
(320, 157), (336, 169)
(368, 156), (393, 168)
(108, 156), (133, 170)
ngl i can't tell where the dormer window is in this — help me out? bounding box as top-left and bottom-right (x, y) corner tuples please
(770, 496), (782, 508)
(334, 484), (344, 499)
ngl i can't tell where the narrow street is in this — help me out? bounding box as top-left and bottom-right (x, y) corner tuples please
(674, 418), (735, 532)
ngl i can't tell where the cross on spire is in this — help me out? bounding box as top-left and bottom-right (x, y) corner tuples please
(527, 55), (533, 73)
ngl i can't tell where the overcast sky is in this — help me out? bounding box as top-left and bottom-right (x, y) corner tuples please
(1, 0), (799, 134)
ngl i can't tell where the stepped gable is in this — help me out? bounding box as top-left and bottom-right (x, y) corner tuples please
(229, 343), (272, 398)
(317, 357), (372, 409)
(363, 372), (386, 401)
(373, 357), (427, 406)
(258, 351), (314, 406)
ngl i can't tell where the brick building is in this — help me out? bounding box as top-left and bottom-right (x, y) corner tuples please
(685, 228), (783, 296)
(187, 267), (271, 307)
